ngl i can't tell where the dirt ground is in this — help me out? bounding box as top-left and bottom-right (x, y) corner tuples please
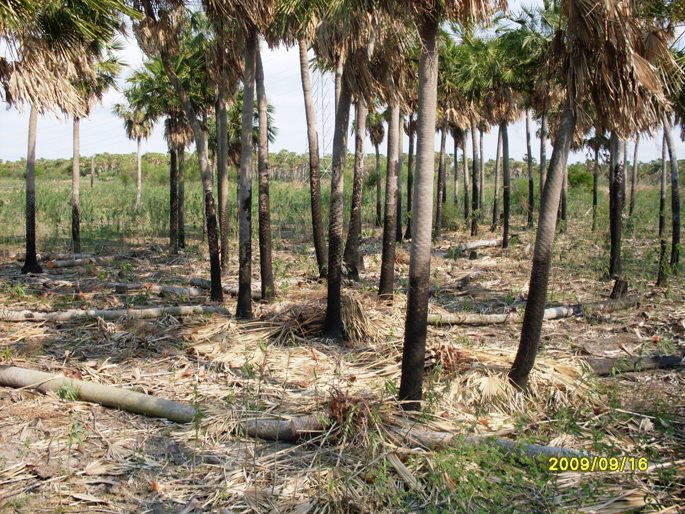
(0, 223), (683, 513)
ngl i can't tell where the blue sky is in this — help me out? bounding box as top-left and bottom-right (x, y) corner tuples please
(0, 1), (678, 165)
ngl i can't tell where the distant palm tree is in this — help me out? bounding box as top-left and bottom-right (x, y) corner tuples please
(367, 109), (386, 228)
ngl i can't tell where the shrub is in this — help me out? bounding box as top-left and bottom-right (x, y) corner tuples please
(568, 164), (593, 190)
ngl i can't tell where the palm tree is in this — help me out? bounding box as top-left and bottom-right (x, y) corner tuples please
(367, 109), (385, 227)
(509, 0), (673, 389)
(404, 114), (417, 239)
(113, 96), (154, 211)
(629, 136), (640, 216)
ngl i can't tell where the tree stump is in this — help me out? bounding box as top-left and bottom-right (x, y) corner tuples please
(610, 279), (628, 299)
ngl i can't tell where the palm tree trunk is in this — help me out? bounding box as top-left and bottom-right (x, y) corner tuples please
(659, 131), (667, 239)
(609, 132), (625, 279)
(298, 38), (327, 278)
(404, 123), (415, 239)
(378, 102), (400, 299)
(21, 106), (42, 274)
(452, 129), (459, 206)
(375, 144), (382, 227)
(90, 155), (95, 188)
(592, 146), (599, 232)
(323, 68), (352, 340)
(509, 103), (576, 390)
(479, 127), (484, 214)
(169, 147), (179, 255)
(344, 100), (367, 280)
(629, 135), (639, 216)
(526, 109), (534, 228)
(399, 14), (439, 410)
(501, 121), (510, 249)
(462, 133), (469, 222)
(71, 117), (81, 254)
(256, 47), (275, 302)
(135, 136), (143, 210)
(470, 120), (479, 236)
(492, 126), (502, 231)
(559, 165), (568, 227)
(540, 110), (548, 194)
(177, 147), (185, 248)
(434, 126), (447, 240)
(396, 115), (404, 242)
(334, 57), (343, 113)
(662, 114), (681, 270)
(237, 31), (257, 317)
(217, 92), (229, 269)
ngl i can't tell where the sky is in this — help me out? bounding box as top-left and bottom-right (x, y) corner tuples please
(0, 1), (678, 166)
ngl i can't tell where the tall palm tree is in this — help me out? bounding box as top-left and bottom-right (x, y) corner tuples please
(510, 0), (673, 389)
(404, 114), (417, 239)
(367, 109), (385, 227)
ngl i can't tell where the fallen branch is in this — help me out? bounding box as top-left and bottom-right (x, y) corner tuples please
(0, 305), (230, 322)
(454, 239), (503, 252)
(239, 413), (582, 459)
(189, 278), (260, 300)
(0, 366), (195, 423)
(427, 296), (638, 326)
(46, 256), (119, 269)
(105, 282), (205, 298)
(585, 353), (685, 376)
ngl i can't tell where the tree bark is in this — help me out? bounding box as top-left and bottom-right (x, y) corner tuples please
(135, 136), (143, 210)
(396, 114), (404, 242)
(470, 120), (479, 236)
(0, 366), (196, 423)
(662, 114), (681, 270)
(434, 126), (447, 240)
(256, 47), (275, 302)
(539, 111), (548, 194)
(586, 353), (685, 376)
(592, 145), (599, 232)
(378, 102), (400, 299)
(343, 100), (367, 281)
(71, 117), (81, 254)
(452, 128), (459, 206)
(501, 121), (510, 249)
(236, 31), (258, 317)
(298, 38), (327, 278)
(478, 127), (484, 211)
(22, 105), (42, 275)
(462, 133), (469, 222)
(609, 132), (625, 279)
(404, 120), (415, 239)
(399, 15), (438, 410)
(323, 67), (352, 340)
(525, 109), (534, 228)
(659, 131), (667, 239)
(334, 57), (343, 114)
(492, 126), (502, 231)
(177, 147), (185, 248)
(629, 135), (639, 216)
(509, 102), (575, 390)
(0, 304), (229, 322)
(169, 147), (179, 255)
(217, 91), (229, 269)
(374, 143), (383, 227)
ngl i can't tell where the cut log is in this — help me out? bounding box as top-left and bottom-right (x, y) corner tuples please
(46, 256), (117, 269)
(455, 239), (503, 252)
(427, 296), (638, 326)
(0, 305), (230, 322)
(104, 282), (205, 298)
(11, 252), (94, 263)
(0, 365), (195, 423)
(585, 353), (685, 376)
(189, 278), (260, 300)
(239, 413), (582, 458)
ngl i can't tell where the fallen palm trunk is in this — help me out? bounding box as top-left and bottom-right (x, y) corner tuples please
(189, 278), (260, 300)
(46, 256), (119, 269)
(239, 413), (581, 458)
(105, 282), (205, 298)
(10, 252), (94, 262)
(453, 239), (503, 253)
(427, 296), (638, 326)
(0, 365), (195, 423)
(585, 353), (685, 376)
(0, 305), (230, 322)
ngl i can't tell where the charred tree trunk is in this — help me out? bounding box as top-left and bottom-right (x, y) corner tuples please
(343, 100), (367, 281)
(592, 145), (599, 232)
(452, 128), (459, 206)
(434, 125), (447, 240)
(323, 66), (352, 340)
(501, 121), (510, 249)
(470, 120), (479, 236)
(135, 137), (143, 210)
(404, 120), (415, 240)
(609, 132), (625, 279)
(492, 126), (502, 231)
(662, 114), (681, 271)
(399, 15), (439, 410)
(629, 135), (639, 216)
(217, 91), (229, 269)
(509, 103), (575, 390)
(539, 111), (548, 194)
(379, 102), (400, 299)
(21, 105), (43, 274)
(526, 109), (534, 228)
(169, 147), (179, 255)
(71, 117), (81, 254)
(375, 143), (382, 227)
(396, 115), (404, 243)
(177, 147), (185, 248)
(659, 131), (667, 240)
(256, 48), (275, 302)
(462, 133), (469, 222)
(298, 38), (327, 278)
(479, 127), (484, 215)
